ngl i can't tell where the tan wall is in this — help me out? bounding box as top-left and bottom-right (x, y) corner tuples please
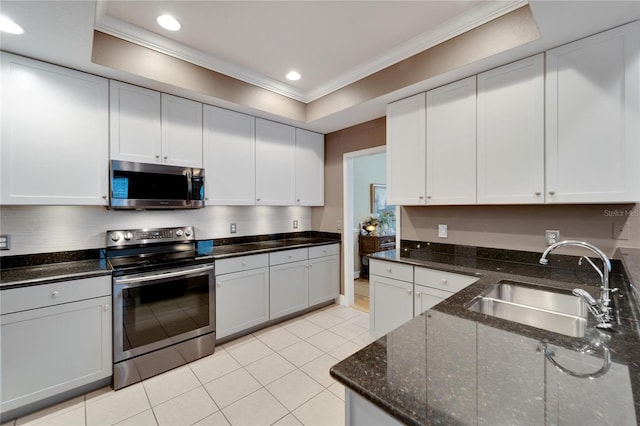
(311, 117), (386, 233)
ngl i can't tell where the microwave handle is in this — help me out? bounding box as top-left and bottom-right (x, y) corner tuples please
(186, 169), (193, 203)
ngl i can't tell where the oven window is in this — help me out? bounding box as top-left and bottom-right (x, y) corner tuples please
(121, 274), (210, 351)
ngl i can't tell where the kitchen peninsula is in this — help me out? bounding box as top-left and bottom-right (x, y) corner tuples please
(331, 242), (640, 425)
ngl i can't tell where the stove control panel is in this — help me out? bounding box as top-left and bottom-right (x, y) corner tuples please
(107, 226), (196, 247)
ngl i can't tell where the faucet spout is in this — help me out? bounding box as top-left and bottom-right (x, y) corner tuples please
(539, 240), (614, 329)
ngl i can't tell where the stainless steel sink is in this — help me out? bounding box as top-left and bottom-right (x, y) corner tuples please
(467, 281), (588, 337)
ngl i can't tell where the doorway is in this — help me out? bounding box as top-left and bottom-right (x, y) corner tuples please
(342, 146), (398, 312)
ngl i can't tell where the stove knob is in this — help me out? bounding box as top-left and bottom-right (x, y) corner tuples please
(185, 229), (192, 237)
(124, 232), (133, 241)
(110, 232), (122, 242)
(175, 229), (184, 237)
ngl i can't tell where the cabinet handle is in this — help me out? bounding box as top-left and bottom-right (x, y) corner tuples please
(386, 267), (392, 272)
(241, 262), (247, 266)
(416, 292), (421, 296)
(297, 199), (300, 202)
(309, 264), (313, 268)
(549, 191), (556, 195)
(418, 195), (424, 200)
(102, 195), (107, 199)
(256, 198), (261, 202)
(535, 192), (541, 196)
(163, 156), (168, 160)
(427, 195), (431, 199)
(104, 304), (110, 311)
(406, 289), (412, 295)
(217, 282), (222, 287)
(51, 291), (59, 299)
(442, 279), (447, 284)
(288, 255), (292, 259)
(155, 155), (160, 159)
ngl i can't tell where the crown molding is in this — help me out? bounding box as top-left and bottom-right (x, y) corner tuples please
(95, 0), (527, 104)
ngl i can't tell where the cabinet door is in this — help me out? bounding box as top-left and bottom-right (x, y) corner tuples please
(1, 296), (112, 413)
(0, 53), (109, 205)
(161, 94), (203, 168)
(369, 275), (413, 337)
(477, 324), (544, 424)
(477, 54), (544, 204)
(270, 260), (309, 319)
(414, 284), (451, 316)
(216, 267), (269, 339)
(308, 255), (339, 306)
(203, 106), (256, 205)
(295, 128), (324, 206)
(426, 76), (477, 205)
(110, 81), (161, 164)
(386, 93), (427, 205)
(545, 21), (640, 203)
(255, 119), (296, 205)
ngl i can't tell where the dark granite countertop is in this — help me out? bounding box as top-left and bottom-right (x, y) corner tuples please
(331, 244), (640, 425)
(1, 233), (340, 289)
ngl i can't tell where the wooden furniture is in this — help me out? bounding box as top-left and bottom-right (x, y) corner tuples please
(358, 234), (396, 279)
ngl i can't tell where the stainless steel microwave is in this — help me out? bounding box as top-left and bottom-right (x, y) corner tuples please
(109, 160), (205, 209)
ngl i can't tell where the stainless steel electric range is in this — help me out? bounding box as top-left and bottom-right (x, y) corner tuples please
(106, 226), (215, 390)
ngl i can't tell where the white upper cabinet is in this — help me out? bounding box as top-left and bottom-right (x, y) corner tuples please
(545, 21), (640, 203)
(0, 53), (109, 205)
(426, 76), (477, 205)
(387, 93), (427, 205)
(203, 106), (256, 205)
(255, 118), (296, 205)
(110, 81), (161, 164)
(477, 54), (545, 204)
(110, 81), (202, 168)
(295, 128), (324, 206)
(161, 94), (203, 168)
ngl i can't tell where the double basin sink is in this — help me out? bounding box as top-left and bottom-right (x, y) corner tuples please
(467, 280), (589, 337)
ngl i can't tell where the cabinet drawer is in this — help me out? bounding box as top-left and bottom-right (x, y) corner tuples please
(414, 267), (478, 293)
(369, 259), (413, 283)
(308, 243), (340, 259)
(1, 276), (112, 315)
(270, 248), (308, 266)
(216, 253), (269, 275)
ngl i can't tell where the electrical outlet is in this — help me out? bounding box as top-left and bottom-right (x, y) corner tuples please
(545, 230), (560, 245)
(0, 235), (10, 250)
(336, 220), (342, 231)
(613, 222), (630, 240)
(438, 224), (448, 238)
(230, 223), (237, 234)
(293, 220), (298, 229)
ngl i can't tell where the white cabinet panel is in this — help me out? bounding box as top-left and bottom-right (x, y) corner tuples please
(295, 128), (324, 206)
(270, 260), (309, 319)
(203, 106), (256, 205)
(369, 274), (413, 337)
(0, 53), (109, 205)
(414, 284), (450, 316)
(426, 76), (477, 205)
(161, 94), (203, 168)
(1, 295), (112, 413)
(386, 93), (427, 205)
(308, 254), (339, 306)
(545, 21), (640, 203)
(109, 80), (161, 164)
(255, 119), (296, 205)
(216, 267), (269, 339)
(477, 54), (545, 204)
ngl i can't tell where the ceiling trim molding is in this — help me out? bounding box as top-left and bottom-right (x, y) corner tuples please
(95, 0), (527, 103)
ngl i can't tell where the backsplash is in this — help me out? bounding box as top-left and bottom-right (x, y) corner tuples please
(0, 205), (311, 256)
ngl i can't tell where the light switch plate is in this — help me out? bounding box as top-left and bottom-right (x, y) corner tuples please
(230, 223), (237, 234)
(293, 220), (298, 229)
(438, 224), (448, 238)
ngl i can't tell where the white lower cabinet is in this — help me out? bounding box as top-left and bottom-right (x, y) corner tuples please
(346, 389), (403, 426)
(370, 259), (478, 336)
(215, 254), (269, 339)
(269, 259), (309, 320)
(0, 276), (112, 414)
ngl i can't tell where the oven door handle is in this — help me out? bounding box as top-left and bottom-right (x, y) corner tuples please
(114, 264), (214, 285)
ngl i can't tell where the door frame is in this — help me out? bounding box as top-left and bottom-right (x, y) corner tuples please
(341, 145), (399, 307)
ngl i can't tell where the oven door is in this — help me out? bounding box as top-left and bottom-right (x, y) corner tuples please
(113, 264), (215, 363)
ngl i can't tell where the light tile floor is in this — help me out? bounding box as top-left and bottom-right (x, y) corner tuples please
(3, 304), (374, 426)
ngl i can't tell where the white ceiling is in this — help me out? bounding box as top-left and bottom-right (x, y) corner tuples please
(1, 1), (639, 133)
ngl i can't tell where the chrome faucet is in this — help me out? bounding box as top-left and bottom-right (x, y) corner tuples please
(539, 240), (614, 329)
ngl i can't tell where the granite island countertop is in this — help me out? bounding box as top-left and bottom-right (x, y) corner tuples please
(331, 245), (640, 425)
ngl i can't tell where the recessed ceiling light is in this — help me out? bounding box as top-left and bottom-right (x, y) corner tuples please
(157, 14), (181, 31)
(0, 15), (24, 35)
(286, 71), (301, 81)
